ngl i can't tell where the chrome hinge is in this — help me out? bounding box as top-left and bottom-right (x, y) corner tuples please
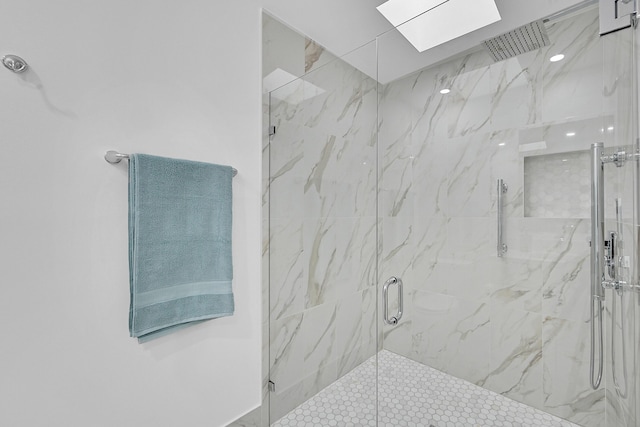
(600, 0), (637, 35)
(268, 380), (276, 392)
(269, 126), (276, 136)
(601, 145), (637, 167)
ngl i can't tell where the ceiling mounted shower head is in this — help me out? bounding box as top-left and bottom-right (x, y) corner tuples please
(483, 20), (550, 62)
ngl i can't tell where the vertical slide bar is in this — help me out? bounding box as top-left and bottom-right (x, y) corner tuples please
(591, 143), (605, 300)
(590, 142), (604, 390)
(497, 179), (508, 257)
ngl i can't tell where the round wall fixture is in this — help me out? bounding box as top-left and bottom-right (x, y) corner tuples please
(2, 55), (28, 73)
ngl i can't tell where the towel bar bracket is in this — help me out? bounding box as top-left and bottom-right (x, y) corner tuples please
(105, 150), (129, 164)
(2, 55), (28, 73)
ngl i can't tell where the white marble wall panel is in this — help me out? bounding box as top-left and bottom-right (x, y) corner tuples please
(482, 308), (543, 409)
(490, 257), (542, 314)
(408, 217), (448, 293)
(542, 316), (605, 427)
(379, 217), (414, 283)
(412, 291), (492, 385)
(444, 217), (494, 300)
(489, 51), (542, 133)
(269, 303), (338, 420)
(336, 287), (377, 377)
(303, 217), (375, 308)
(300, 64), (377, 220)
(268, 31), (379, 424)
(411, 140), (449, 218)
(445, 134), (494, 217)
(539, 219), (591, 322)
(304, 39), (335, 74)
(269, 95), (305, 221)
(378, 80), (415, 220)
(408, 60), (461, 140)
(542, 9), (603, 123)
(269, 218), (304, 320)
(445, 56), (494, 137)
(382, 287), (493, 385)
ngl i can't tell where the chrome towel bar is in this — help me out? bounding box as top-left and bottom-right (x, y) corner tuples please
(104, 150), (238, 176)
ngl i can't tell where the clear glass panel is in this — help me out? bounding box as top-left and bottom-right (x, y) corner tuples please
(267, 37), (379, 425)
(601, 15), (638, 427)
(376, 3), (637, 427)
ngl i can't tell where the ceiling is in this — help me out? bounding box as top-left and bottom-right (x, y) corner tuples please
(261, 0), (592, 83)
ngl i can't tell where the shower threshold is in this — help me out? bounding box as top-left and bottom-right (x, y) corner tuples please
(273, 350), (579, 427)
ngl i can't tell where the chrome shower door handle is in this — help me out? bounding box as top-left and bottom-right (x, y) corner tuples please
(383, 276), (403, 325)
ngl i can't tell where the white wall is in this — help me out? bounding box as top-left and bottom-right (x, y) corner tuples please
(0, 1), (262, 426)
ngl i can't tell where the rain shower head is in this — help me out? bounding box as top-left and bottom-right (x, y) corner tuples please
(483, 20), (550, 62)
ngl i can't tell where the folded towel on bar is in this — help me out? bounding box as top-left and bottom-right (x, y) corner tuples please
(128, 154), (234, 342)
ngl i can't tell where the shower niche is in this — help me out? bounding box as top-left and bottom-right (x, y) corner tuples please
(521, 116), (624, 220)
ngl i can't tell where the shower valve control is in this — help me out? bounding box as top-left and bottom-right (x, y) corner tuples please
(604, 231), (617, 280)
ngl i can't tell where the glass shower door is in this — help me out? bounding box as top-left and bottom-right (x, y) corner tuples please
(266, 40), (379, 425)
(376, 3), (638, 427)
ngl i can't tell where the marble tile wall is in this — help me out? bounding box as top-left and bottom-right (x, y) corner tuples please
(379, 6), (636, 427)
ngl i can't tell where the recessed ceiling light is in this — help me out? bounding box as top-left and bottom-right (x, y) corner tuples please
(550, 54), (565, 62)
(562, 159), (568, 162)
(566, 132), (576, 137)
(440, 88), (450, 94)
(607, 126), (614, 131)
(377, 0), (502, 53)
(498, 142), (506, 146)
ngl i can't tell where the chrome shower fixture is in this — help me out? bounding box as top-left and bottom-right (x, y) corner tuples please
(483, 20), (550, 62)
(2, 54), (28, 73)
(589, 143), (639, 391)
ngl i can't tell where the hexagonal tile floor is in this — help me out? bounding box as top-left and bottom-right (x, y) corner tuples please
(273, 350), (579, 427)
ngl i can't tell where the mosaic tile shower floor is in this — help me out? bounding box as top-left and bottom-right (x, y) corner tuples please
(273, 350), (579, 427)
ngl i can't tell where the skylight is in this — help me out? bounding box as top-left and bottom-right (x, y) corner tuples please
(377, 0), (449, 27)
(377, 0), (502, 53)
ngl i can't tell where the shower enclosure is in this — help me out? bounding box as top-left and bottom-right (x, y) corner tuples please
(265, 2), (639, 426)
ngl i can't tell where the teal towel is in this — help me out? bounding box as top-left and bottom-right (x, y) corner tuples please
(128, 154), (234, 341)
